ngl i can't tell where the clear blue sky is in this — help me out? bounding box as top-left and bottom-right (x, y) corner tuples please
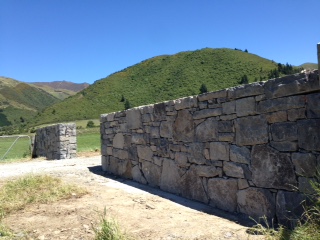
(1, 0), (319, 84)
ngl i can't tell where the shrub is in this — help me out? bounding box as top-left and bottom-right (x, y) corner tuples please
(86, 120), (95, 128)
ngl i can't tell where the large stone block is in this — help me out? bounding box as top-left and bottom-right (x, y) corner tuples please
(174, 96), (198, 110)
(141, 161), (161, 187)
(137, 145), (153, 161)
(297, 119), (320, 151)
(173, 109), (194, 142)
(188, 143), (206, 164)
(193, 108), (222, 119)
(175, 152), (189, 167)
(210, 142), (229, 161)
(208, 178), (238, 212)
(217, 120), (233, 133)
(235, 97), (256, 117)
(160, 120), (173, 138)
(237, 187), (276, 221)
(180, 166), (208, 203)
(276, 191), (306, 229)
(153, 102), (167, 121)
(160, 160), (181, 194)
(195, 165), (222, 177)
(292, 153), (317, 177)
(307, 93), (320, 118)
(223, 161), (251, 179)
(131, 165), (147, 184)
(257, 95), (305, 113)
(235, 115), (268, 146)
(251, 144), (297, 190)
(126, 108), (142, 129)
(287, 108), (305, 121)
(271, 122), (297, 142)
(195, 118), (218, 142)
(222, 101), (236, 115)
(228, 82), (264, 99)
(131, 134), (146, 145)
(266, 111), (287, 123)
(270, 141), (298, 152)
(230, 145), (251, 164)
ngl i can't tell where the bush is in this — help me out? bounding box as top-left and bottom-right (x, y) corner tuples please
(86, 120), (95, 128)
(199, 83), (208, 94)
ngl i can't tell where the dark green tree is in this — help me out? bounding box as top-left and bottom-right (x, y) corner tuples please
(239, 75), (249, 84)
(124, 99), (131, 110)
(199, 83), (208, 94)
(120, 95), (125, 102)
(86, 120), (95, 128)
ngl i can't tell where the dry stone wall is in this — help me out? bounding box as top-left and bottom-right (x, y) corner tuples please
(33, 123), (77, 160)
(101, 70), (320, 227)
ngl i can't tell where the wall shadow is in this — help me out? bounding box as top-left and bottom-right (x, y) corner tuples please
(88, 165), (256, 228)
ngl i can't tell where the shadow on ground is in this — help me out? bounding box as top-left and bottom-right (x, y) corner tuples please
(88, 165), (256, 228)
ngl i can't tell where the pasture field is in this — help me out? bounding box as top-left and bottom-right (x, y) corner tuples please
(0, 136), (32, 161)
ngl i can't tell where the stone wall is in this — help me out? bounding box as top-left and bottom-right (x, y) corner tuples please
(33, 123), (77, 160)
(100, 70), (320, 227)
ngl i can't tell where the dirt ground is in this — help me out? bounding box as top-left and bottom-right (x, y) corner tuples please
(0, 155), (264, 240)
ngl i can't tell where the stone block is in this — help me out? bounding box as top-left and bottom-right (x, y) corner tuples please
(160, 120), (173, 138)
(188, 143), (206, 164)
(137, 145), (153, 161)
(131, 134), (146, 145)
(238, 179), (249, 190)
(208, 178), (238, 212)
(198, 90), (227, 102)
(126, 108), (142, 129)
(230, 145), (251, 164)
(270, 141), (298, 152)
(266, 111), (287, 123)
(223, 162), (251, 179)
(195, 118), (218, 142)
(297, 119), (320, 151)
(307, 93), (320, 118)
(222, 101), (236, 115)
(175, 152), (189, 167)
(235, 97), (256, 117)
(292, 153), (317, 177)
(271, 122), (297, 142)
(220, 114), (237, 121)
(218, 133), (234, 142)
(101, 156), (109, 171)
(141, 161), (161, 187)
(237, 187), (276, 221)
(193, 108), (222, 119)
(218, 120), (234, 132)
(298, 177), (317, 194)
(173, 109), (194, 142)
(150, 127), (160, 138)
(132, 165), (147, 184)
(113, 149), (128, 160)
(209, 142), (229, 161)
(287, 108), (305, 121)
(113, 133), (124, 149)
(235, 115), (268, 146)
(276, 191), (307, 229)
(195, 165), (222, 177)
(229, 82), (264, 99)
(180, 166), (208, 203)
(174, 96), (198, 110)
(160, 160), (181, 194)
(153, 102), (167, 121)
(251, 144), (297, 190)
(257, 95), (305, 113)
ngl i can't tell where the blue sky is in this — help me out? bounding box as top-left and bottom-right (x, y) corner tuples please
(1, 0), (319, 84)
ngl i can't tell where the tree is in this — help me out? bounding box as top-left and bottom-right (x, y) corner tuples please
(239, 75), (249, 84)
(120, 95), (125, 102)
(199, 83), (208, 94)
(124, 99), (131, 110)
(244, 49), (248, 53)
(86, 120), (95, 128)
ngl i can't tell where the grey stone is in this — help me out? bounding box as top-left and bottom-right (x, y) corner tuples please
(297, 119), (320, 151)
(160, 121), (173, 138)
(198, 90), (227, 101)
(238, 179), (249, 190)
(180, 166), (208, 203)
(210, 142), (229, 161)
(264, 73), (319, 99)
(292, 153), (317, 177)
(208, 178), (238, 212)
(195, 165), (222, 177)
(126, 108), (142, 129)
(237, 187), (276, 221)
(220, 114), (237, 121)
(195, 118), (218, 142)
(307, 93), (320, 118)
(160, 160), (181, 194)
(235, 115), (268, 146)
(141, 161), (161, 187)
(153, 102), (166, 121)
(175, 152), (189, 167)
(257, 95), (305, 113)
(288, 108), (305, 121)
(276, 191), (306, 229)
(266, 111), (287, 123)
(218, 133), (234, 142)
(137, 145), (153, 161)
(188, 143), (206, 164)
(222, 101), (236, 115)
(173, 109), (194, 142)
(131, 134), (146, 145)
(229, 82), (264, 99)
(153, 156), (164, 166)
(101, 156), (108, 171)
(223, 162), (251, 179)
(131, 165), (147, 184)
(270, 141), (298, 152)
(113, 149), (128, 160)
(150, 127), (160, 138)
(251, 144), (297, 190)
(271, 122), (297, 142)
(193, 108), (222, 119)
(298, 177), (317, 194)
(236, 97), (256, 117)
(174, 96), (198, 110)
(108, 157), (131, 178)
(230, 145), (250, 164)
(255, 94), (266, 102)
(218, 120), (233, 132)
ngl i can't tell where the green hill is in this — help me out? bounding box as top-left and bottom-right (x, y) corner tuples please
(31, 48), (302, 126)
(0, 77), (60, 127)
(299, 62), (318, 70)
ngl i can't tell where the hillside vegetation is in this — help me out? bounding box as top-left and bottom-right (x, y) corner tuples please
(300, 62), (318, 70)
(31, 48), (302, 125)
(0, 77), (60, 128)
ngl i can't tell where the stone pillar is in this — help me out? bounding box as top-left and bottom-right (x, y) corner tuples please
(318, 43), (320, 71)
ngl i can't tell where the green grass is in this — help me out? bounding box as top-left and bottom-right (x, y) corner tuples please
(77, 128), (100, 152)
(0, 136), (32, 161)
(29, 48), (302, 126)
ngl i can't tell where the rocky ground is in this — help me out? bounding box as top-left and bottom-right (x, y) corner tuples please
(0, 155), (263, 240)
